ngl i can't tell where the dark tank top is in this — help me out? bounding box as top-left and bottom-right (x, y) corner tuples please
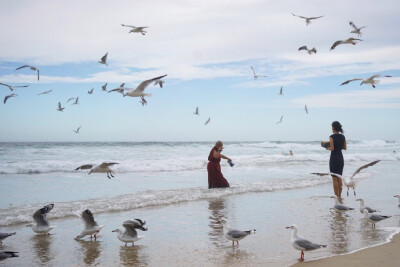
(330, 134), (345, 159)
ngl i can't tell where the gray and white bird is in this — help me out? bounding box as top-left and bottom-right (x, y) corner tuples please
(340, 75), (392, 88)
(121, 24), (148, 35)
(276, 115), (283, 124)
(193, 107), (199, 115)
(291, 13), (324, 26)
(3, 94), (17, 104)
(330, 38), (362, 50)
(286, 224), (326, 262)
(298, 46), (317, 55)
(279, 86), (283, 95)
(0, 83), (29, 91)
(250, 66), (267, 79)
(0, 232), (16, 244)
(102, 83), (108, 91)
(57, 102), (65, 112)
(139, 97), (147, 106)
(98, 53), (108, 66)
(362, 209), (390, 228)
(304, 104), (308, 114)
(73, 126), (81, 134)
(0, 251), (19, 260)
(27, 204), (55, 234)
(75, 162), (119, 179)
(331, 196), (354, 211)
(67, 97), (76, 103)
(123, 75), (167, 98)
(221, 218), (255, 248)
(75, 209), (105, 240)
(204, 117), (211, 125)
(356, 198), (379, 214)
(108, 86), (125, 95)
(72, 97), (79, 105)
(15, 65), (40, 81)
(154, 79), (165, 88)
(112, 219), (147, 246)
(349, 21), (367, 37)
(37, 90), (52, 95)
(88, 88), (94, 94)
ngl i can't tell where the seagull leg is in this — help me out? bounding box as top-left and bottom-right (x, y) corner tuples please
(347, 188), (349, 197)
(125, 243), (127, 247)
(110, 172), (114, 178)
(237, 241), (239, 247)
(232, 241), (234, 248)
(354, 189), (356, 196)
(107, 173), (111, 179)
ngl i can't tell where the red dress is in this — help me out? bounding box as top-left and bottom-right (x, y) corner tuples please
(207, 146), (230, 189)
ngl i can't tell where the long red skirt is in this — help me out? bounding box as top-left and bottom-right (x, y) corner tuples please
(207, 161), (230, 189)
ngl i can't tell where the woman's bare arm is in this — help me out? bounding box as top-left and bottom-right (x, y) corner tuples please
(326, 137), (334, 151)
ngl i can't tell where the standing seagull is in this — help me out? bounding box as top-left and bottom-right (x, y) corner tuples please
(298, 46), (317, 55)
(193, 107), (199, 115)
(221, 218), (255, 248)
(75, 209), (105, 240)
(330, 38), (362, 50)
(340, 74), (392, 88)
(0, 251), (19, 260)
(356, 198), (379, 214)
(204, 117), (211, 125)
(121, 24), (148, 35)
(279, 86), (283, 95)
(286, 224), (326, 262)
(73, 126), (81, 134)
(3, 94), (17, 104)
(57, 102), (65, 112)
(37, 90), (52, 95)
(75, 162), (119, 179)
(88, 88), (94, 94)
(331, 196), (354, 211)
(98, 53), (108, 66)
(112, 219), (148, 246)
(276, 116), (283, 124)
(123, 75), (167, 98)
(27, 204), (55, 234)
(250, 66), (267, 79)
(15, 65), (40, 81)
(304, 104), (308, 114)
(363, 209), (390, 228)
(349, 21), (367, 37)
(291, 13), (324, 25)
(0, 232), (16, 245)
(0, 83), (29, 91)
(102, 83), (108, 91)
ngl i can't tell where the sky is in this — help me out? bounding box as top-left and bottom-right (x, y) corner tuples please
(0, 0), (399, 142)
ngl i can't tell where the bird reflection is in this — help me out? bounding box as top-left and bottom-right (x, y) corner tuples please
(328, 211), (350, 254)
(118, 245), (148, 266)
(76, 239), (101, 266)
(31, 235), (54, 265)
(208, 198), (228, 247)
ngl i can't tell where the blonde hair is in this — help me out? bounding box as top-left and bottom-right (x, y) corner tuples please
(215, 140), (223, 148)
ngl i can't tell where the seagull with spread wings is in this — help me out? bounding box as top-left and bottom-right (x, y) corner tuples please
(15, 65), (40, 81)
(193, 107), (199, 115)
(3, 94), (17, 104)
(57, 102), (65, 112)
(349, 21), (367, 37)
(37, 90), (52, 95)
(98, 53), (108, 66)
(121, 24), (148, 35)
(27, 204), (55, 234)
(75, 162), (119, 179)
(75, 209), (105, 240)
(0, 83), (29, 91)
(123, 75), (167, 98)
(250, 66), (267, 79)
(88, 88), (94, 94)
(298, 46), (317, 55)
(204, 117), (211, 125)
(102, 83), (108, 91)
(291, 13), (324, 25)
(340, 74), (392, 88)
(276, 115), (283, 124)
(330, 38), (362, 50)
(108, 83), (127, 95)
(112, 219), (148, 246)
(73, 126), (81, 134)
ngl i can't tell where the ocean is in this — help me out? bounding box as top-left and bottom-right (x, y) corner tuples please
(0, 140), (399, 266)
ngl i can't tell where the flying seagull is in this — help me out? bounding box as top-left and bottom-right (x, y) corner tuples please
(363, 209), (390, 228)
(0, 251), (19, 260)
(276, 115), (283, 124)
(298, 46), (317, 55)
(340, 74), (392, 88)
(331, 196), (354, 211)
(75, 209), (105, 240)
(98, 53), (108, 66)
(112, 219), (148, 246)
(204, 117), (211, 125)
(139, 97), (147, 106)
(121, 24), (148, 35)
(3, 94), (17, 104)
(221, 218), (255, 248)
(88, 88), (94, 94)
(0, 83), (29, 91)
(154, 79), (165, 88)
(72, 97), (79, 105)
(37, 90), (52, 95)
(279, 86), (283, 95)
(67, 97), (76, 103)
(330, 38), (362, 50)
(193, 107), (199, 115)
(0, 232), (16, 245)
(73, 126), (81, 134)
(286, 224), (326, 262)
(102, 83), (108, 91)
(304, 104), (308, 114)
(349, 21), (367, 37)
(15, 65), (40, 80)
(123, 75), (167, 98)
(291, 13), (324, 25)
(57, 102), (65, 112)
(356, 198), (379, 214)
(27, 203), (55, 234)
(250, 66), (267, 79)
(75, 162), (119, 179)
(108, 87), (125, 95)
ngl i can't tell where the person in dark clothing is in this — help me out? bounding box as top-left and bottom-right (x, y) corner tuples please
(207, 141), (231, 189)
(326, 121), (347, 203)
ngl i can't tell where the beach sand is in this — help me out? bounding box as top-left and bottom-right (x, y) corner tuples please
(293, 233), (400, 267)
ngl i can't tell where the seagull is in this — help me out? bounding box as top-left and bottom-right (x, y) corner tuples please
(298, 46), (317, 55)
(276, 115), (283, 124)
(3, 94), (17, 104)
(112, 219), (147, 246)
(286, 224), (326, 262)
(73, 126), (81, 134)
(75, 162), (119, 179)
(88, 88), (94, 94)
(204, 117), (211, 125)
(0, 251), (19, 260)
(221, 218), (255, 248)
(331, 196), (354, 211)
(279, 86), (283, 95)
(67, 97), (76, 103)
(75, 209), (105, 240)
(98, 53), (108, 66)
(340, 75), (392, 88)
(362, 209), (390, 228)
(37, 90), (52, 95)
(27, 204), (55, 234)
(72, 97), (79, 105)
(394, 195), (400, 207)
(356, 198), (379, 214)
(349, 21), (367, 37)
(193, 107), (199, 115)
(121, 24), (148, 35)
(0, 232), (16, 244)
(102, 83), (108, 91)
(108, 87), (125, 95)
(330, 38), (362, 50)
(123, 75), (167, 98)
(57, 102), (65, 112)
(250, 66), (267, 79)
(291, 13), (324, 26)
(15, 65), (40, 80)
(139, 97), (147, 106)
(0, 83), (29, 91)
(154, 79), (165, 88)
(304, 104), (308, 114)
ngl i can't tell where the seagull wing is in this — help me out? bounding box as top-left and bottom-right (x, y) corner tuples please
(298, 46), (308, 51)
(81, 209), (98, 229)
(15, 65), (30, 70)
(350, 160), (380, 179)
(349, 21), (358, 30)
(205, 117), (210, 125)
(4, 94), (15, 104)
(33, 204), (54, 227)
(294, 238), (324, 251)
(121, 24), (137, 29)
(347, 38), (363, 42)
(250, 66), (256, 76)
(36, 68), (40, 81)
(291, 13), (306, 19)
(123, 220), (147, 234)
(330, 40), (343, 50)
(75, 164), (94, 171)
(340, 78), (362, 85)
(99, 162), (119, 168)
(309, 16), (324, 20)
(76, 126), (81, 132)
(133, 75), (167, 93)
(101, 53), (108, 62)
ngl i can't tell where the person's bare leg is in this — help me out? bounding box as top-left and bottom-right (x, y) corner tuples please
(332, 176), (339, 198)
(337, 178), (343, 200)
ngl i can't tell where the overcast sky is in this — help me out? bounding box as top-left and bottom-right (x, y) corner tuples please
(0, 0), (399, 142)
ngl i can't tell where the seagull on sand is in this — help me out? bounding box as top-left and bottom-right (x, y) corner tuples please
(0, 232), (16, 245)
(88, 88), (94, 94)
(0, 83), (29, 91)
(73, 126), (81, 134)
(98, 53), (108, 66)
(330, 38), (362, 50)
(298, 46), (317, 55)
(362, 209), (390, 228)
(250, 66), (267, 79)
(304, 104), (308, 114)
(340, 74), (392, 88)
(286, 224), (326, 262)
(3, 94), (17, 104)
(112, 219), (148, 246)
(57, 102), (65, 112)
(276, 115), (283, 124)
(27, 204), (55, 234)
(154, 79), (165, 88)
(349, 21), (367, 37)
(75, 209), (105, 241)
(123, 75), (167, 98)
(356, 198), (379, 214)
(75, 162), (119, 179)
(279, 86), (283, 95)
(15, 65), (40, 80)
(193, 107), (199, 115)
(37, 90), (52, 95)
(121, 24), (148, 35)
(0, 251), (19, 260)
(102, 83), (108, 91)
(331, 196), (354, 211)
(221, 218), (255, 248)
(291, 13), (324, 26)
(394, 195), (400, 207)
(204, 117), (211, 125)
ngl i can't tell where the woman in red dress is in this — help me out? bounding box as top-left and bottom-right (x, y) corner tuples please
(207, 141), (232, 189)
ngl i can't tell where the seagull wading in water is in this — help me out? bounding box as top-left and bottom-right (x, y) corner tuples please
(75, 209), (105, 240)
(0, 232), (16, 244)
(362, 209), (390, 228)
(75, 162), (119, 179)
(340, 75), (392, 88)
(291, 13), (324, 25)
(15, 65), (40, 81)
(27, 204), (55, 234)
(286, 224), (326, 262)
(123, 75), (167, 99)
(356, 198), (379, 214)
(331, 196), (354, 211)
(221, 218), (255, 248)
(112, 219), (147, 246)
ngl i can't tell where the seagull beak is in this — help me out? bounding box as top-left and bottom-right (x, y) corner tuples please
(285, 226), (291, 229)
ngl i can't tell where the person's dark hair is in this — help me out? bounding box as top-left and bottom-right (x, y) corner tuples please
(332, 121), (344, 133)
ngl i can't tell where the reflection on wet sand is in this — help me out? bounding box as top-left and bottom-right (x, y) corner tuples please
(208, 198), (228, 247)
(329, 211), (350, 254)
(31, 235), (54, 265)
(76, 239), (101, 266)
(119, 245), (148, 266)
(359, 219), (388, 247)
